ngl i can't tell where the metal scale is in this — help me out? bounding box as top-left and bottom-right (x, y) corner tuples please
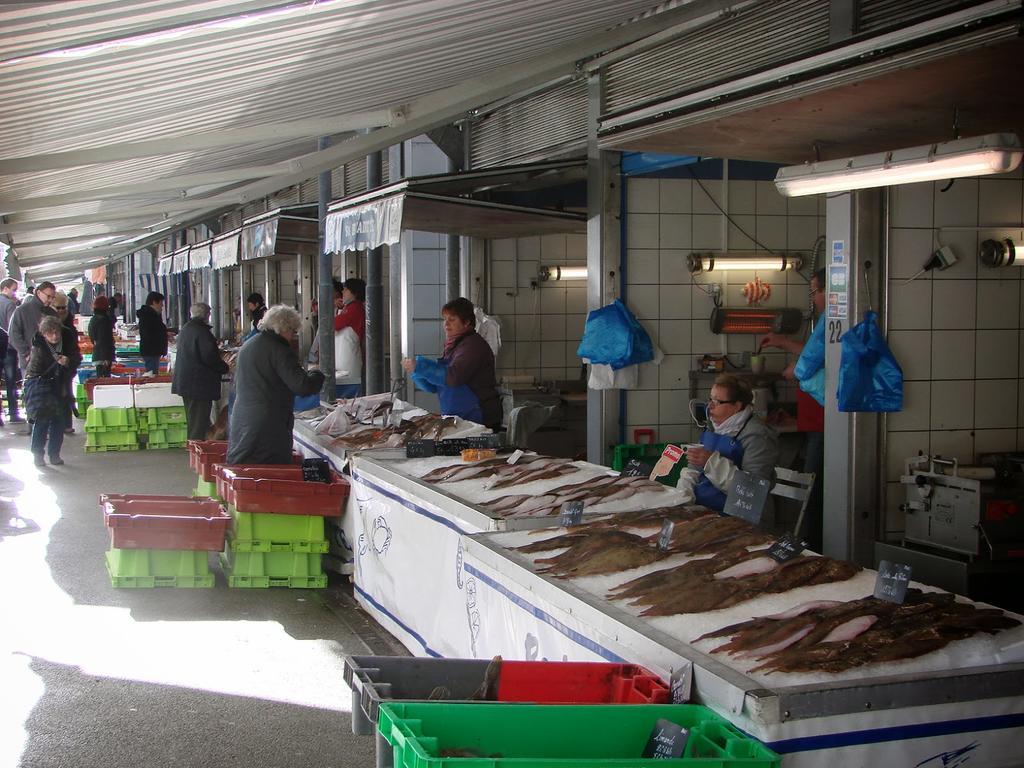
(875, 453), (1024, 610)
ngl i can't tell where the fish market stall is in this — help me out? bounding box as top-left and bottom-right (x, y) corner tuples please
(291, 396), (493, 573)
(347, 453), (691, 659)
(460, 512), (1024, 767)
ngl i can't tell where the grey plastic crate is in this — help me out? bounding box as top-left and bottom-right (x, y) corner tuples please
(344, 655), (495, 768)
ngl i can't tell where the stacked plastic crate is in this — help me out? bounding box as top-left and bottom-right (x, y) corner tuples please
(341, 656), (781, 768)
(214, 464), (348, 588)
(101, 493), (231, 588)
(135, 382), (187, 449)
(85, 384), (140, 452)
(188, 439), (228, 498)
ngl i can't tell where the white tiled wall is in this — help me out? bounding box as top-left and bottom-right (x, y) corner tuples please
(884, 165), (1024, 535)
(488, 175), (825, 446)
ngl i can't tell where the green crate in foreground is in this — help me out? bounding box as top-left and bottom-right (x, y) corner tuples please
(194, 478), (219, 499)
(85, 406), (138, 432)
(106, 548), (213, 588)
(219, 548), (326, 589)
(377, 703), (780, 768)
(229, 503), (326, 545)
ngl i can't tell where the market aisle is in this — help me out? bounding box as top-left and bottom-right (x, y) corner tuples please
(0, 424), (403, 768)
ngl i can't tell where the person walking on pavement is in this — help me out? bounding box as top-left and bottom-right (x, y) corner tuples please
(66, 288), (80, 324)
(24, 315), (81, 466)
(137, 291), (168, 374)
(0, 278), (24, 423)
(172, 303), (229, 441)
(10, 282), (57, 433)
(51, 293), (81, 435)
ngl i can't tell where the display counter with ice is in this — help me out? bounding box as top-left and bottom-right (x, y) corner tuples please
(460, 510), (1024, 767)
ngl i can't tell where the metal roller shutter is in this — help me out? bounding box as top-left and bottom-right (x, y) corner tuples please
(469, 78), (587, 169)
(858, 0), (983, 34)
(270, 186), (301, 207)
(344, 160), (367, 195)
(603, 0), (829, 117)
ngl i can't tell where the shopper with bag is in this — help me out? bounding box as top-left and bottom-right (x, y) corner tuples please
(24, 315), (81, 466)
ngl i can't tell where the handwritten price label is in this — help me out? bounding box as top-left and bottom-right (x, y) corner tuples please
(874, 560), (912, 604)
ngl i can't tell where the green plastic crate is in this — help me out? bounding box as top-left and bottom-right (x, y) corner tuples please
(146, 425), (187, 449)
(85, 429), (139, 448)
(227, 534), (329, 554)
(106, 547), (214, 588)
(85, 443), (141, 453)
(194, 478), (219, 499)
(377, 703), (780, 768)
(611, 442), (687, 487)
(85, 407), (138, 432)
(229, 503), (326, 545)
(76, 397), (90, 417)
(219, 548), (326, 588)
(149, 406), (187, 426)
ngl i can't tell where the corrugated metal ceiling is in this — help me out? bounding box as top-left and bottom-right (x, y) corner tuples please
(0, 0), (681, 278)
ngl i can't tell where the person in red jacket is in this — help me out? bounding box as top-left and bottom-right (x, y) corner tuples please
(333, 278), (365, 398)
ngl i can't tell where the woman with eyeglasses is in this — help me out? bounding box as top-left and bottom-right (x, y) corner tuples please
(678, 373), (779, 515)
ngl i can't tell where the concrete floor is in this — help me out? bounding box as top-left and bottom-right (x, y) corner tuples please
(0, 422), (406, 768)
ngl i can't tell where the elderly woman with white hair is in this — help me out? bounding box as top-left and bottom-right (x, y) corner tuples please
(226, 304), (325, 465)
(172, 302), (229, 441)
(24, 314), (81, 466)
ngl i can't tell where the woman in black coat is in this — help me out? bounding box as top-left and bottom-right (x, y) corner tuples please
(88, 296), (116, 378)
(25, 316), (81, 466)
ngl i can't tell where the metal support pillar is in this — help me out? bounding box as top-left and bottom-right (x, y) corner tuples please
(445, 157), (461, 301)
(316, 136), (335, 402)
(388, 143), (405, 395)
(823, 190), (883, 564)
(585, 73), (620, 465)
(365, 149), (385, 395)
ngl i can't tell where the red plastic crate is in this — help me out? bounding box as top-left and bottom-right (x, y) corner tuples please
(188, 440), (228, 481)
(214, 465), (347, 516)
(496, 662), (670, 704)
(101, 493), (231, 551)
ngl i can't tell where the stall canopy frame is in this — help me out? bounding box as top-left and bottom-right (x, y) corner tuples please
(324, 160), (587, 254)
(212, 230), (241, 270)
(240, 204), (319, 261)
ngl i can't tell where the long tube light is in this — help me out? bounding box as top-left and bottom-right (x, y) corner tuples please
(980, 237), (1024, 268)
(775, 133), (1023, 197)
(538, 265), (588, 281)
(687, 252), (801, 274)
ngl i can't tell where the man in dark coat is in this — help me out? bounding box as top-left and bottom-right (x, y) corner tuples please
(137, 291), (168, 374)
(172, 302), (229, 441)
(227, 305), (324, 465)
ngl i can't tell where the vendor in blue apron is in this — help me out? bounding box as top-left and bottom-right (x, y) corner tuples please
(678, 373), (779, 514)
(401, 298), (501, 428)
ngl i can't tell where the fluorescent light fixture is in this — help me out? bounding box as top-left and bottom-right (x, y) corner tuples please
(59, 235), (118, 251)
(538, 265), (588, 281)
(980, 237), (1024, 268)
(687, 252), (802, 274)
(775, 133), (1023, 197)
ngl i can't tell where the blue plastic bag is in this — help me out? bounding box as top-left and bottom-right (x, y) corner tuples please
(794, 317), (826, 406)
(576, 299), (654, 370)
(838, 311), (903, 412)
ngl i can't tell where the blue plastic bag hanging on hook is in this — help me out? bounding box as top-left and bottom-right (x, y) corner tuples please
(837, 311), (903, 412)
(576, 299), (654, 370)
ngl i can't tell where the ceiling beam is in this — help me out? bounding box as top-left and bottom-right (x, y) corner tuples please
(0, 164), (291, 214)
(0, 114), (389, 175)
(10, 230), (143, 249)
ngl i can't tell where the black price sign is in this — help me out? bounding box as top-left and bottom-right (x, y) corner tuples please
(669, 662), (692, 704)
(560, 500), (584, 527)
(723, 470), (770, 526)
(406, 439), (437, 458)
(768, 533), (807, 563)
(642, 719), (689, 760)
(657, 520), (675, 552)
(622, 459), (654, 478)
(301, 458), (331, 483)
(874, 560), (912, 604)
(465, 433), (504, 449)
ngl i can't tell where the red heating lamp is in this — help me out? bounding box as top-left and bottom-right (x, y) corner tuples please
(710, 307), (803, 335)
